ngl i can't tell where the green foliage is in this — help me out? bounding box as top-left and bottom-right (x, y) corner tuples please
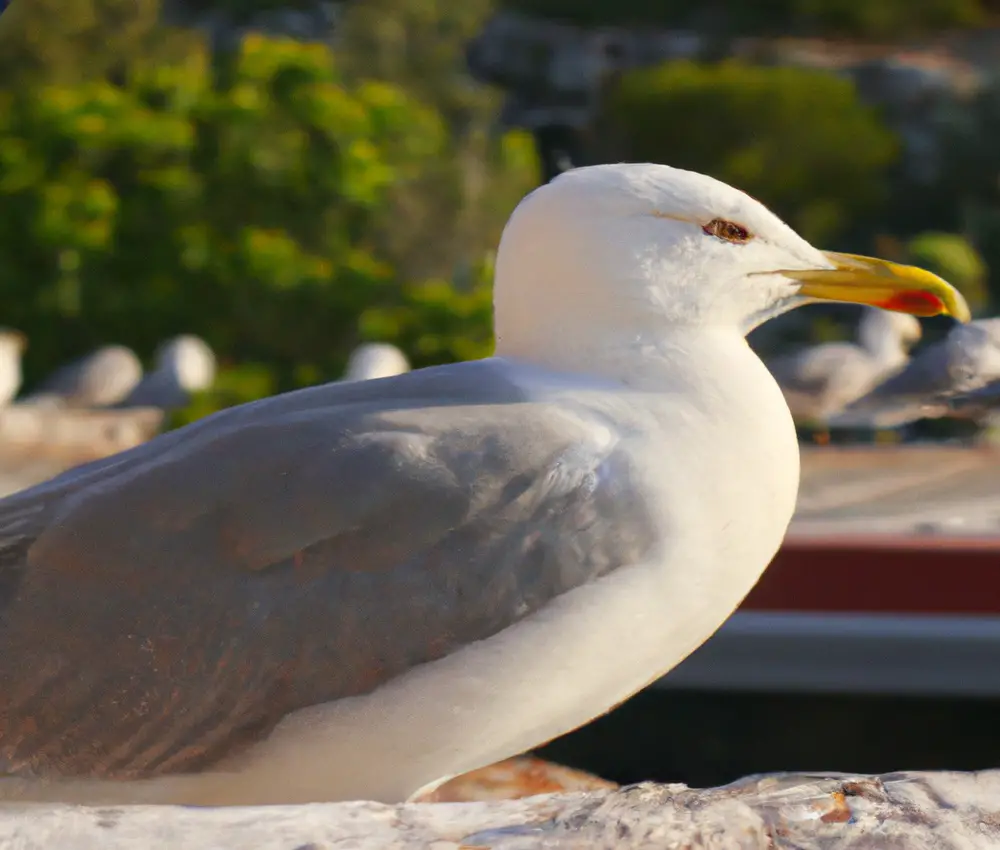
(359, 254), (495, 366)
(791, 0), (983, 37)
(0, 0), (163, 86)
(185, 0), (325, 23)
(500, 0), (985, 37)
(906, 232), (990, 315)
(609, 60), (898, 245)
(0, 32), (448, 397)
(334, 0), (539, 281)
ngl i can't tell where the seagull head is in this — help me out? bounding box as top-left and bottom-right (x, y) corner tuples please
(154, 335), (217, 392)
(493, 163), (968, 362)
(343, 343), (411, 382)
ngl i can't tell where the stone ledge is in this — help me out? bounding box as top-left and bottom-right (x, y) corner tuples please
(0, 404), (164, 497)
(1, 770), (997, 849)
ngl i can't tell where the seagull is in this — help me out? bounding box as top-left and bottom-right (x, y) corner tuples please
(833, 317), (1000, 429)
(0, 164), (967, 806)
(342, 342), (411, 382)
(939, 378), (1000, 428)
(118, 334), (217, 411)
(22, 345), (143, 409)
(765, 307), (923, 433)
(0, 328), (26, 407)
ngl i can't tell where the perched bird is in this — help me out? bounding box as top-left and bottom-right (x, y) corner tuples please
(22, 345), (143, 409)
(342, 342), (411, 382)
(119, 334), (217, 411)
(938, 378), (1000, 441)
(0, 164), (966, 806)
(0, 328), (26, 407)
(833, 317), (1000, 429)
(765, 307), (923, 433)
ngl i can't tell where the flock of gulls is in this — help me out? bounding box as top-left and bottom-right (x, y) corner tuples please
(762, 308), (1000, 438)
(0, 164), (973, 807)
(1, 304), (991, 442)
(0, 334), (411, 414)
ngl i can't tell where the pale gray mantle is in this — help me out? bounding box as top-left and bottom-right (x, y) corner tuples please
(2, 770), (998, 849)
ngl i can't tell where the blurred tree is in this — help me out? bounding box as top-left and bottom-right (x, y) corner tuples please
(905, 232), (989, 315)
(499, 0), (986, 37)
(179, 0), (327, 21)
(0, 1), (529, 424)
(934, 77), (1000, 307)
(359, 252), (495, 366)
(0, 34), (449, 400)
(608, 60), (898, 245)
(333, 0), (538, 282)
(792, 0), (983, 37)
(0, 0), (162, 86)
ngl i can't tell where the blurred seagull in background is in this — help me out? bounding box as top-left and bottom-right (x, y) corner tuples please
(833, 317), (1000, 429)
(23, 345), (143, 409)
(119, 334), (217, 411)
(766, 307), (922, 437)
(0, 329), (26, 407)
(342, 342), (411, 382)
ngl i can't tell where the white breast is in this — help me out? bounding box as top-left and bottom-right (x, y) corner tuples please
(171, 335), (797, 806)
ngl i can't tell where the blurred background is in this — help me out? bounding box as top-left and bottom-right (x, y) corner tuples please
(3, 0), (1000, 792)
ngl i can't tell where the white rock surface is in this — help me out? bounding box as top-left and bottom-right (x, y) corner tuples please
(0, 403), (164, 496)
(1, 771), (998, 849)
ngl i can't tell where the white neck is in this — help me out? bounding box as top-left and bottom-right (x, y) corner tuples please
(495, 321), (757, 390)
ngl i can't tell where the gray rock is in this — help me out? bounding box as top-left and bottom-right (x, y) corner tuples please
(1, 771), (998, 849)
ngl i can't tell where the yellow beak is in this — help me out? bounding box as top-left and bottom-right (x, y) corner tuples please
(779, 251), (971, 322)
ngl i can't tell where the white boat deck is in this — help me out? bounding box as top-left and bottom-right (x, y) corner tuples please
(793, 445), (1000, 537)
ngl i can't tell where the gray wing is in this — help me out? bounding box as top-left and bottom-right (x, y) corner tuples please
(830, 339), (956, 427)
(835, 322), (1000, 427)
(767, 343), (874, 420)
(0, 360), (658, 781)
(767, 343), (862, 392)
(116, 371), (188, 410)
(942, 378), (1000, 418)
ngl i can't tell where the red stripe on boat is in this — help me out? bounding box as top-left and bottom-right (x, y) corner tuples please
(741, 536), (1000, 615)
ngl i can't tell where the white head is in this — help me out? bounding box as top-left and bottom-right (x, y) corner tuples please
(153, 334), (216, 392)
(343, 343), (411, 382)
(493, 164), (967, 368)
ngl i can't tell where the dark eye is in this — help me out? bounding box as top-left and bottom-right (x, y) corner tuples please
(702, 219), (753, 244)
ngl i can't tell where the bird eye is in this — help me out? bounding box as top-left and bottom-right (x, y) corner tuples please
(702, 219), (753, 244)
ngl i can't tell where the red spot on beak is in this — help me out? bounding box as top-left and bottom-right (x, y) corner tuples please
(875, 290), (945, 317)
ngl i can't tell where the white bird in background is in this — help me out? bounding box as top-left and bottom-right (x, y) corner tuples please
(765, 307), (923, 431)
(0, 164), (966, 807)
(22, 345), (143, 409)
(342, 342), (411, 382)
(118, 334), (217, 411)
(939, 378), (1000, 424)
(0, 329), (26, 407)
(833, 317), (1000, 429)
